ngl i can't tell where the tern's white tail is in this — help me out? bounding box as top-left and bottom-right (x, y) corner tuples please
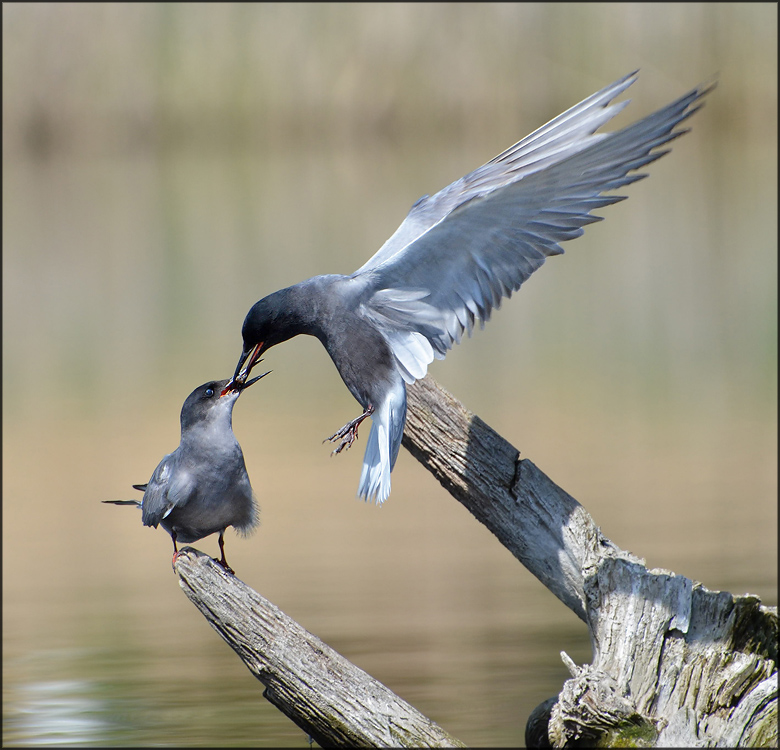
(356, 387), (406, 504)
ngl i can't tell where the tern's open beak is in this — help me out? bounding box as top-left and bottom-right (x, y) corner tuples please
(222, 341), (267, 396)
(235, 341), (265, 384)
(220, 367), (271, 397)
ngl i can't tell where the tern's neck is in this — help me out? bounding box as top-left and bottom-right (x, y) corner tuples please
(180, 416), (237, 456)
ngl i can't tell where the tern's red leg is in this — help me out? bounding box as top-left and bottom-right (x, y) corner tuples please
(325, 404), (374, 455)
(216, 530), (235, 575)
(170, 531), (181, 571)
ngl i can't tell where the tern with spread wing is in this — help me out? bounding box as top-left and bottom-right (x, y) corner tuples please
(230, 71), (714, 504)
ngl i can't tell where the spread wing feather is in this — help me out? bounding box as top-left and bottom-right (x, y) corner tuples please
(353, 73), (714, 382)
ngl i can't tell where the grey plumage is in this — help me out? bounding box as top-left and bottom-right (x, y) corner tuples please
(104, 375), (267, 572)
(232, 71), (715, 504)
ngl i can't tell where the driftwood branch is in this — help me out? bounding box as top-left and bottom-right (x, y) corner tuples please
(402, 377), (602, 622)
(174, 376), (777, 747)
(403, 377), (777, 747)
(174, 547), (466, 748)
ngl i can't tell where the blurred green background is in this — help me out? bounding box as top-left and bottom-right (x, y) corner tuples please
(3, 3), (776, 747)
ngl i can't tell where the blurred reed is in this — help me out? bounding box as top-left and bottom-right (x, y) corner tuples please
(3, 3), (776, 158)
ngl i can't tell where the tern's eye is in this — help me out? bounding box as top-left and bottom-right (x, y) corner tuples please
(205, 388), (214, 398)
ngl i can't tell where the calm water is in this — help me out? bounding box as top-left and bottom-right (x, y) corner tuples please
(4, 78), (777, 746)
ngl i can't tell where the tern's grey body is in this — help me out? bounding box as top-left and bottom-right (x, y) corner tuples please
(105, 376), (266, 572)
(231, 72), (714, 505)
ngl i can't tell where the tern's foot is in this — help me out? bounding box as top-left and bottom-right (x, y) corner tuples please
(215, 558), (235, 575)
(325, 405), (374, 456)
(326, 424), (358, 455)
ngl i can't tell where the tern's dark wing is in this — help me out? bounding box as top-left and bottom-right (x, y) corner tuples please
(139, 452), (195, 529)
(353, 73), (714, 384)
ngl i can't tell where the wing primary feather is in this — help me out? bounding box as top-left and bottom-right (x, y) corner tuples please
(353, 74), (713, 377)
